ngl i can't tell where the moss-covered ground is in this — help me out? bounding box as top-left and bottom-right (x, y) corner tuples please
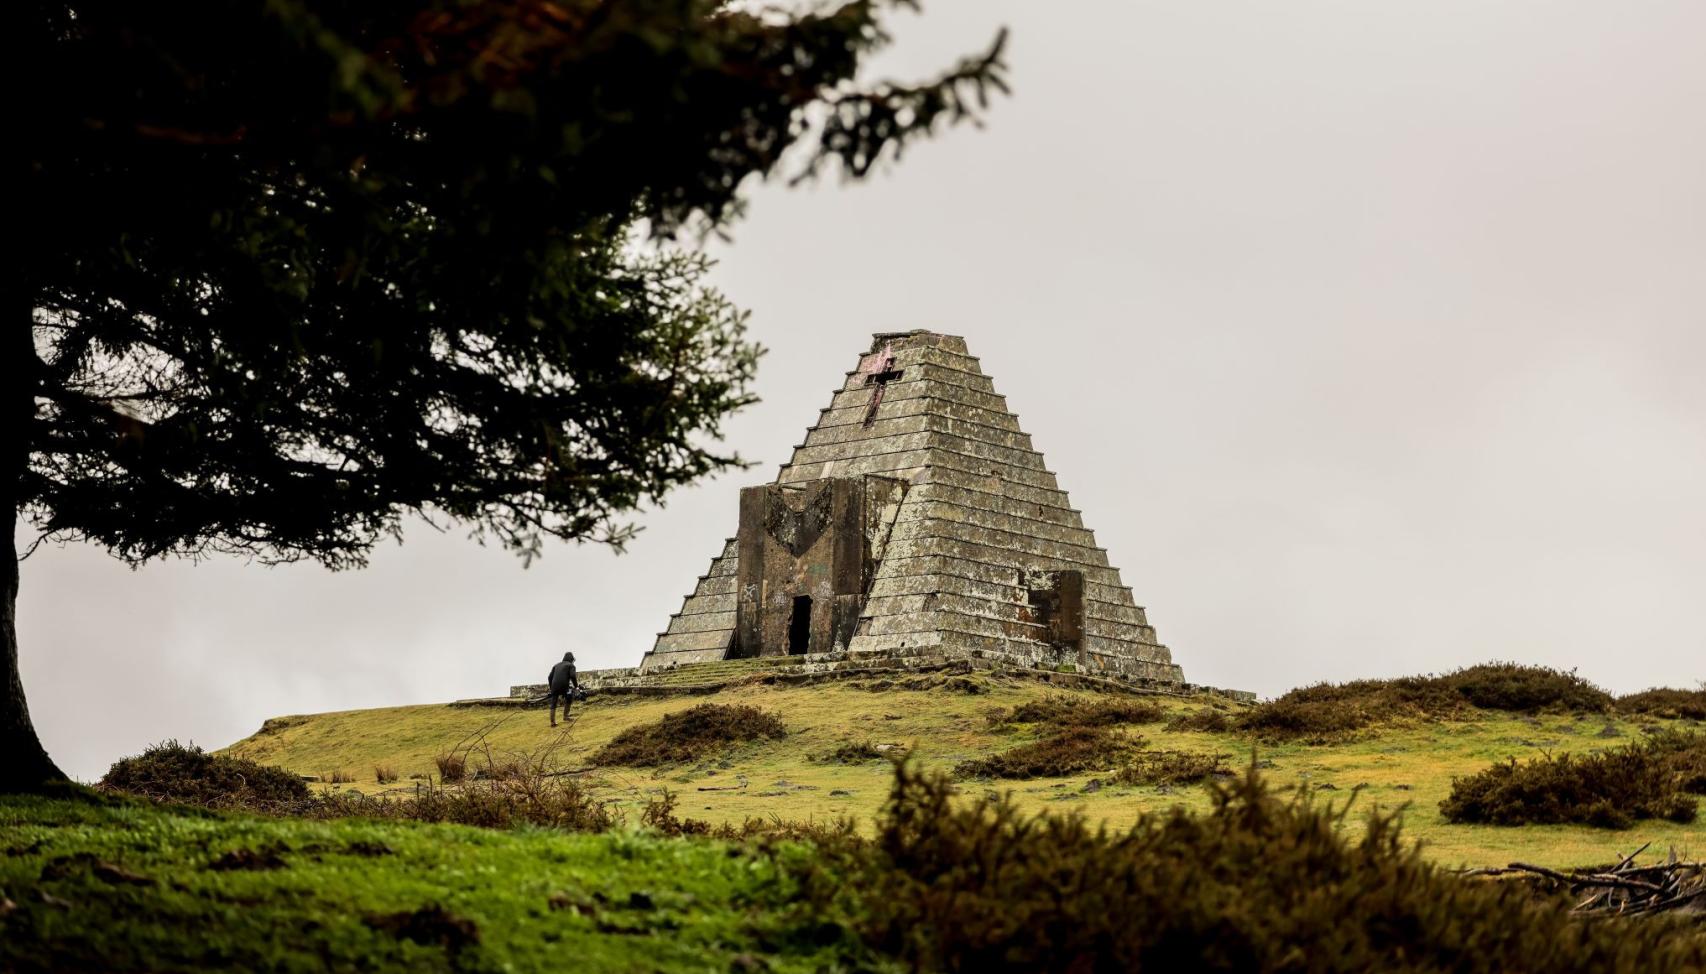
(224, 672), (1703, 869)
(0, 789), (853, 973)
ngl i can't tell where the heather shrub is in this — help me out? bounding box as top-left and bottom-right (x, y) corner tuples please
(1440, 663), (1612, 713)
(829, 763), (1706, 973)
(956, 727), (1141, 779)
(634, 787), (862, 845)
(1644, 729), (1706, 795)
(1164, 708), (1234, 733)
(1235, 685), (1385, 742)
(1440, 735), (1700, 829)
(1114, 750), (1233, 787)
(1239, 664), (1613, 742)
(1618, 687), (1706, 721)
(312, 773), (617, 832)
(101, 741), (309, 807)
(817, 740), (885, 764)
(591, 703), (786, 767)
(989, 694), (1164, 729)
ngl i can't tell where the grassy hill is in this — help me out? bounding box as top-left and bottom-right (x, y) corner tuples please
(223, 670), (1703, 869)
(7, 670), (1703, 972)
(0, 788), (847, 973)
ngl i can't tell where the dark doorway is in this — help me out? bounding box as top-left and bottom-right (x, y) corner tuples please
(787, 595), (813, 655)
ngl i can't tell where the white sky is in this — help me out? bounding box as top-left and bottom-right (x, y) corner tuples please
(20, 1), (1705, 781)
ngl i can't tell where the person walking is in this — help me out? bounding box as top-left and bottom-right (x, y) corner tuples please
(546, 652), (579, 727)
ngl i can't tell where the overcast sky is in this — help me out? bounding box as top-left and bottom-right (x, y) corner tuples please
(20, 1), (1705, 781)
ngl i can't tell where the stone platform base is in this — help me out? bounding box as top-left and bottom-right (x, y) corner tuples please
(502, 651), (1254, 705)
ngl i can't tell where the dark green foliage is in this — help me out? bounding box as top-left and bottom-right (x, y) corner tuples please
(100, 740), (309, 807)
(22, 0), (1007, 568)
(1164, 707), (1235, 733)
(1445, 663), (1613, 713)
(1644, 729), (1706, 795)
(1618, 687), (1706, 720)
(988, 694), (1164, 729)
(1440, 734), (1702, 829)
(828, 763), (1705, 973)
(9, 0), (1006, 789)
(1240, 664), (1614, 741)
(591, 704), (786, 767)
(1114, 750), (1233, 787)
(955, 727), (1141, 779)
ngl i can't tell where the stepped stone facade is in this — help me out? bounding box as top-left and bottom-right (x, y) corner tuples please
(638, 331), (1186, 685)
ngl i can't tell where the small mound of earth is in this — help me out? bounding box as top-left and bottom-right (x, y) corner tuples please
(365, 906), (480, 954)
(209, 845), (288, 871)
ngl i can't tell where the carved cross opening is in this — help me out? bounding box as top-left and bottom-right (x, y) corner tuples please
(861, 362), (904, 428)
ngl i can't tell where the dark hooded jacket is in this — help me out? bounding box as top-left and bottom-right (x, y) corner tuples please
(548, 654), (578, 693)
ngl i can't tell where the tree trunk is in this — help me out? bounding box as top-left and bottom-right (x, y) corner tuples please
(4, 302), (66, 790)
(1, 523), (64, 790)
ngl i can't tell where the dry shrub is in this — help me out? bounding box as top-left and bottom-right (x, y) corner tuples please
(322, 769), (354, 785)
(1240, 663), (1614, 742)
(101, 741), (309, 807)
(1235, 686), (1384, 742)
(830, 763), (1705, 973)
(1115, 750), (1233, 787)
(107, 739), (612, 833)
(989, 694), (1164, 730)
(640, 788), (860, 844)
(639, 789), (717, 837)
(314, 772), (617, 832)
(956, 727), (1142, 779)
(374, 765), (399, 784)
(818, 740), (884, 764)
(1618, 687), (1706, 721)
(435, 752), (467, 783)
(590, 703), (786, 767)
(1165, 708), (1234, 733)
(717, 814), (862, 845)
(1440, 733), (1701, 829)
(473, 758), (524, 780)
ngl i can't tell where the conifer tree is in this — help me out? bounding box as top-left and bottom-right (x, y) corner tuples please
(10, 0), (1005, 787)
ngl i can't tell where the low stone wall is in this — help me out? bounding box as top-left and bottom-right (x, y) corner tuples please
(509, 666), (644, 699)
(509, 652), (1253, 704)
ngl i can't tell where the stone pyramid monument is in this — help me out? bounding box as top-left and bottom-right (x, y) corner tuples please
(638, 331), (1185, 685)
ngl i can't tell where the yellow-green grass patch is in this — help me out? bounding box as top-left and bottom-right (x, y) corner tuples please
(222, 677), (1704, 868)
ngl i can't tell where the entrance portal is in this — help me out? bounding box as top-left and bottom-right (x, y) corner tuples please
(787, 596), (813, 655)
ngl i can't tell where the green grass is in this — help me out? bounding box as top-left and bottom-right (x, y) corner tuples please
(12, 670), (1699, 970)
(0, 789), (858, 973)
(223, 673), (1705, 869)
